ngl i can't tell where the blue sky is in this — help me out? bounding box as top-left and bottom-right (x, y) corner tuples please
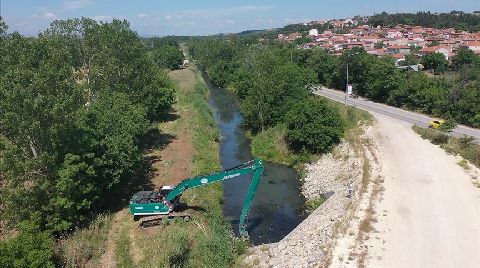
(1, 0), (479, 36)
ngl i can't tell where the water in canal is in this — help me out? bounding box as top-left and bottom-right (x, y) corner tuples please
(206, 84), (306, 245)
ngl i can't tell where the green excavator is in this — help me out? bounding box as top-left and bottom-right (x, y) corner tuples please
(129, 158), (264, 236)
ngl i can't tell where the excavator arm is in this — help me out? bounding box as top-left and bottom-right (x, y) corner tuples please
(165, 158), (264, 236)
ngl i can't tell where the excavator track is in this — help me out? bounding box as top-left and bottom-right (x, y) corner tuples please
(138, 212), (191, 228)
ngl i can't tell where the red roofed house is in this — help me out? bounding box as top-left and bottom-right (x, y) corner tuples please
(420, 46), (453, 60)
(461, 41), (480, 54)
(387, 45), (411, 55)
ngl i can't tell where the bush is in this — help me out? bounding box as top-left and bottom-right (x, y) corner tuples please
(0, 221), (55, 268)
(285, 98), (344, 153)
(154, 45), (184, 70)
(412, 125), (449, 144)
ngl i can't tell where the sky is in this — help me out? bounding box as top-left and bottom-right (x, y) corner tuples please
(1, 0), (479, 36)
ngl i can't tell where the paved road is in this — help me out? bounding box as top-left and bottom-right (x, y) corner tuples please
(313, 87), (480, 142)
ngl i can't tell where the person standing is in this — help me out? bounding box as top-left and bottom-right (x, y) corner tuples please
(347, 182), (353, 198)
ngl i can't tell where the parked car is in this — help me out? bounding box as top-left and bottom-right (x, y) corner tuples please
(429, 119), (445, 129)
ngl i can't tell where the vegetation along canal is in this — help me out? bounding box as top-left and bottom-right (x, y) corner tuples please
(206, 83), (306, 245)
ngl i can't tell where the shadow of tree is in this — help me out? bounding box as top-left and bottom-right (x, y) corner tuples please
(150, 111), (180, 123)
(142, 128), (176, 152)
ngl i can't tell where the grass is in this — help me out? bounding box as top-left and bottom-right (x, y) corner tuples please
(126, 65), (246, 267)
(413, 125), (480, 168)
(249, 124), (313, 170)
(458, 159), (470, 170)
(55, 214), (112, 267)
(115, 225), (134, 268)
(305, 196), (327, 214)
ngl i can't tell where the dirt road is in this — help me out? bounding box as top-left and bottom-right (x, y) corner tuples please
(369, 112), (480, 267)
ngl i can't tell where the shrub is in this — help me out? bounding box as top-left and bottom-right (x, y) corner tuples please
(285, 98), (344, 154)
(412, 125), (449, 144)
(0, 221), (55, 268)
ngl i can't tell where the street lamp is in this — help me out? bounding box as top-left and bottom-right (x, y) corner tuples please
(345, 51), (359, 105)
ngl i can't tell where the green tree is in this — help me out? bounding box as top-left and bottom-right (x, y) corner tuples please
(285, 98), (344, 153)
(0, 32), (84, 226)
(1, 18), (174, 233)
(399, 54), (419, 66)
(294, 36), (312, 45)
(237, 47), (314, 132)
(374, 41), (384, 49)
(451, 48), (479, 70)
(0, 221), (54, 268)
(154, 45), (184, 69)
(421, 52), (448, 73)
(45, 18), (175, 120)
(340, 49), (401, 102)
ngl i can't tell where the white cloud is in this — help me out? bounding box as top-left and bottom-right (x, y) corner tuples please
(165, 15), (172, 20)
(235, 5), (273, 12)
(32, 9), (58, 20)
(183, 5), (273, 17)
(136, 13), (149, 19)
(93, 15), (113, 22)
(62, 0), (93, 10)
(42, 12), (57, 19)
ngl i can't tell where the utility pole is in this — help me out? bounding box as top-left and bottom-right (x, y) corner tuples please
(345, 51), (359, 106)
(345, 55), (349, 105)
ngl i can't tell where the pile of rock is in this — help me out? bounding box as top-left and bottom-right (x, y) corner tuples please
(244, 138), (365, 267)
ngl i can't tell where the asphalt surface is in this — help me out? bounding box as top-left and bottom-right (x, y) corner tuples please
(313, 87), (480, 142)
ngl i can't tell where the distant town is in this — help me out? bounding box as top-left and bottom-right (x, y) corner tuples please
(278, 14), (480, 66)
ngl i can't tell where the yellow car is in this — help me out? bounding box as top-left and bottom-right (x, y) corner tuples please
(429, 119), (445, 129)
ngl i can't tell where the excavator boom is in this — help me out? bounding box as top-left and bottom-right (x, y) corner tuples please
(129, 158), (264, 236)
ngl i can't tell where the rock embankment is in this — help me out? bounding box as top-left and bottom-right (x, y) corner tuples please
(244, 126), (377, 267)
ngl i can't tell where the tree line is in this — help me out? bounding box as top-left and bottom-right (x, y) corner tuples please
(369, 11), (480, 32)
(190, 36), (480, 136)
(0, 17), (175, 266)
(314, 47), (480, 127)
(189, 38), (345, 154)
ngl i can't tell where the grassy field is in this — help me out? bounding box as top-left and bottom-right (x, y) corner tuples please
(412, 125), (480, 169)
(125, 66), (246, 267)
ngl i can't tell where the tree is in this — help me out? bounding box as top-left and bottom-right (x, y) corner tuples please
(451, 48), (479, 70)
(294, 36), (312, 45)
(338, 49), (401, 102)
(294, 48), (339, 87)
(374, 41), (384, 49)
(44, 18), (175, 120)
(285, 98), (344, 153)
(237, 47), (314, 132)
(421, 52), (448, 73)
(1, 18), (174, 234)
(154, 45), (184, 69)
(0, 221), (54, 268)
(399, 54), (419, 66)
